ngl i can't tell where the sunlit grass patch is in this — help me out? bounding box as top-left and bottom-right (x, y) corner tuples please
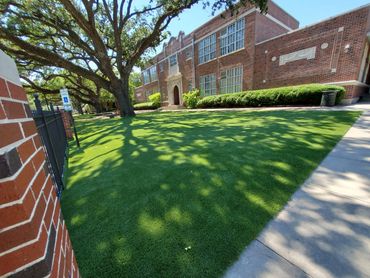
(62, 110), (360, 277)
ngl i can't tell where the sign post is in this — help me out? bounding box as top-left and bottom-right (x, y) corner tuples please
(60, 88), (80, 148)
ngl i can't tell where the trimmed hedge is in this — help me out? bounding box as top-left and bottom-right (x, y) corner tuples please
(133, 102), (158, 110)
(196, 84), (345, 108)
(134, 92), (161, 110)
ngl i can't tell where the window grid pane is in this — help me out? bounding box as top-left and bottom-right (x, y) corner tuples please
(143, 70), (150, 84)
(198, 33), (216, 64)
(220, 18), (245, 56)
(169, 54), (177, 66)
(220, 66), (243, 94)
(149, 66), (157, 82)
(200, 74), (217, 96)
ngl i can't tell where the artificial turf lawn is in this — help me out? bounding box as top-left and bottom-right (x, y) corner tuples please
(62, 110), (360, 277)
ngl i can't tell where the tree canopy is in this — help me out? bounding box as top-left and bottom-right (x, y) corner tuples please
(0, 0), (267, 116)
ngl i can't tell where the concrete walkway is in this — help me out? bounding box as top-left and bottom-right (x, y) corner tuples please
(224, 104), (370, 278)
(155, 102), (370, 113)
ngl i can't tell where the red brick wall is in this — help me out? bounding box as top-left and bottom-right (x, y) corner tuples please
(193, 12), (258, 92)
(253, 7), (370, 98)
(136, 4), (370, 104)
(343, 84), (369, 102)
(134, 86), (145, 103)
(265, 0), (299, 30)
(255, 12), (291, 44)
(0, 53), (79, 277)
(136, 1), (299, 101)
(61, 110), (74, 140)
(178, 46), (194, 94)
(134, 82), (159, 103)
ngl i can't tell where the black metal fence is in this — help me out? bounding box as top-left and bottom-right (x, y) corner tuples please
(32, 94), (68, 196)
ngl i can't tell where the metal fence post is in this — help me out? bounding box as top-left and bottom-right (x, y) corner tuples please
(51, 104), (68, 147)
(51, 103), (68, 176)
(69, 111), (80, 148)
(34, 94), (64, 194)
(56, 106), (68, 148)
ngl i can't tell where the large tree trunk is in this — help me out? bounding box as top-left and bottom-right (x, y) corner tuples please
(93, 102), (102, 114)
(92, 96), (102, 114)
(113, 75), (135, 117)
(93, 87), (103, 114)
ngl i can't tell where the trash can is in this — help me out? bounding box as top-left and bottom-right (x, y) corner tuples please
(320, 90), (338, 107)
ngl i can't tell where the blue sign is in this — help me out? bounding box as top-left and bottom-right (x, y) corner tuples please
(60, 88), (72, 111)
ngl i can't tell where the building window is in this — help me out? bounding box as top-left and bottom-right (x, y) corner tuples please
(159, 63), (164, 72)
(169, 54), (178, 76)
(169, 54), (177, 66)
(220, 66), (243, 94)
(220, 18), (245, 56)
(142, 66), (158, 84)
(198, 33), (216, 64)
(199, 74), (216, 96)
(149, 66), (157, 81)
(143, 70), (150, 85)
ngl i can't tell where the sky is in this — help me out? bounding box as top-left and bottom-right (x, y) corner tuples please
(159, 0), (370, 50)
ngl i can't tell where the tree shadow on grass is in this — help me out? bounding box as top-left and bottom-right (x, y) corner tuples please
(61, 110), (361, 278)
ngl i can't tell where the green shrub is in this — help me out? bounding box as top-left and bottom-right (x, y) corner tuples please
(183, 89), (200, 109)
(133, 102), (158, 110)
(134, 92), (161, 110)
(196, 84), (345, 108)
(148, 92), (161, 107)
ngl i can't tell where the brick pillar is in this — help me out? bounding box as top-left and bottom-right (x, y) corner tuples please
(0, 50), (79, 277)
(60, 110), (74, 140)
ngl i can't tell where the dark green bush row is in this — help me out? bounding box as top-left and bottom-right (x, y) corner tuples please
(196, 84), (345, 108)
(133, 102), (158, 110)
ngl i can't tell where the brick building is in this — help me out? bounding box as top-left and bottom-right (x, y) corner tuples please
(135, 1), (370, 106)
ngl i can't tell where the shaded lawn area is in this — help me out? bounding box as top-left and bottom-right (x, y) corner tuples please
(62, 110), (360, 277)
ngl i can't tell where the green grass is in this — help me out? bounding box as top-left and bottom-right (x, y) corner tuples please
(62, 110), (360, 278)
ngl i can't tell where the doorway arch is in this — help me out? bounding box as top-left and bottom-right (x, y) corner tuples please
(173, 85), (180, 105)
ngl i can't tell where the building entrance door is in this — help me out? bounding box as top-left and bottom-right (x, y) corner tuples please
(174, 86), (180, 105)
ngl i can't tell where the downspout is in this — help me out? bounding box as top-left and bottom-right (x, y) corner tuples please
(192, 35), (196, 89)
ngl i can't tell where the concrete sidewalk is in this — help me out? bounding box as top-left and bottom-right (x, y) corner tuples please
(225, 106), (370, 278)
(156, 102), (370, 113)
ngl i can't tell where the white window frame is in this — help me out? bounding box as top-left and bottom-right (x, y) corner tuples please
(143, 66), (157, 84)
(168, 54), (178, 76)
(220, 66), (243, 94)
(149, 66), (157, 82)
(169, 54), (177, 67)
(199, 74), (217, 96)
(185, 48), (193, 60)
(143, 70), (150, 85)
(220, 18), (245, 56)
(198, 33), (216, 64)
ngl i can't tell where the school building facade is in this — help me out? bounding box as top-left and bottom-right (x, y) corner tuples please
(135, 1), (370, 106)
